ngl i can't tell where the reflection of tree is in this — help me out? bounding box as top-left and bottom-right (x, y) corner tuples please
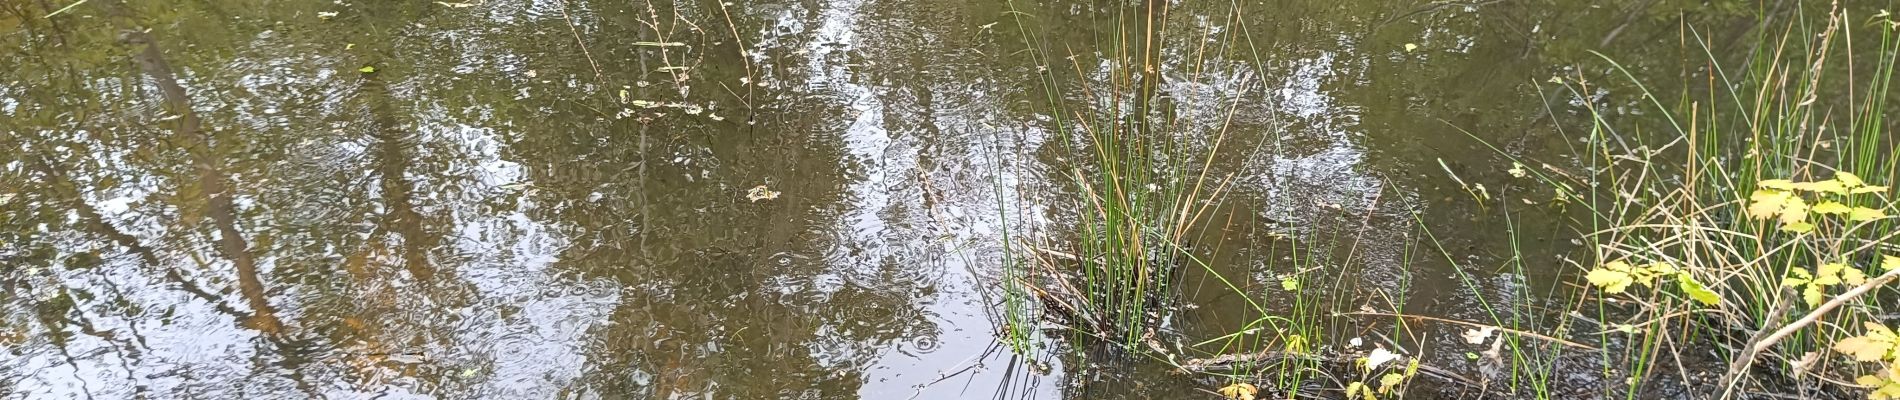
(466, 0), (937, 396)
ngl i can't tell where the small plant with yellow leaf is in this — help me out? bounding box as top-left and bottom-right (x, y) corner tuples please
(1835, 322), (1900, 399)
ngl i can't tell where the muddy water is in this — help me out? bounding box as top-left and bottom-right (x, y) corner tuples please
(1, 0), (1778, 398)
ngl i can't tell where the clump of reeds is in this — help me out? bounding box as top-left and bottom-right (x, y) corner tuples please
(1508, 3), (1900, 398)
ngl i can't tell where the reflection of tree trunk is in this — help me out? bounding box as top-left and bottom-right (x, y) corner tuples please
(363, 75), (440, 282)
(102, 0), (281, 333)
(23, 155), (252, 322)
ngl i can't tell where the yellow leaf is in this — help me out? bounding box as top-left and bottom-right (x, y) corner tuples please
(1759, 179), (1797, 190)
(1883, 255), (1900, 272)
(1851, 207), (1888, 222)
(1834, 322), (1898, 362)
(1748, 190), (1791, 220)
(1859, 374), (1885, 387)
(1642, 262), (1679, 275)
(1814, 201), (1853, 214)
(1586, 267), (1634, 293)
(1781, 221), (1815, 233)
(1345, 382), (1368, 400)
(1784, 268), (1814, 286)
(1794, 180), (1848, 195)
(1853, 185), (1891, 194)
(1821, 263), (1847, 279)
(1677, 277), (1721, 306)
(1845, 266), (1870, 286)
(1804, 284), (1826, 307)
(1217, 383), (1258, 400)
(1378, 373), (1405, 394)
(1779, 196), (1811, 225)
(1838, 172), (1867, 188)
(358, 65), (376, 73)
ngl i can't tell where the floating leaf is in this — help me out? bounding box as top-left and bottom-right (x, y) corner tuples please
(1216, 383), (1258, 400)
(745, 185), (781, 202)
(1851, 207), (1888, 222)
(1677, 277), (1720, 306)
(1403, 43), (1418, 52)
(358, 65), (376, 73)
(1834, 322), (1898, 362)
(1280, 277), (1300, 291)
(1814, 201), (1854, 214)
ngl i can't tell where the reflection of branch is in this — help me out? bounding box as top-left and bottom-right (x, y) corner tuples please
(104, 0), (282, 333)
(23, 154), (252, 321)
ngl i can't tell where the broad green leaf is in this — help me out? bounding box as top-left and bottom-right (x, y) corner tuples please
(1813, 201), (1853, 214)
(1851, 207), (1888, 222)
(1677, 277), (1720, 306)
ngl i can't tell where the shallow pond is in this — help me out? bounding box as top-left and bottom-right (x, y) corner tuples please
(0, 0), (1844, 398)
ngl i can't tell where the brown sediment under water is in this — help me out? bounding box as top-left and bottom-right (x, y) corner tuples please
(0, 0), (1857, 398)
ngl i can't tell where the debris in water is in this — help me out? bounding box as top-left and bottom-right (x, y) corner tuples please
(746, 185), (780, 202)
(1462, 326), (1497, 344)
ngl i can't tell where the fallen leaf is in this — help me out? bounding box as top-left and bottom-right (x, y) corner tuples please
(358, 65), (376, 73)
(1403, 43), (1418, 52)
